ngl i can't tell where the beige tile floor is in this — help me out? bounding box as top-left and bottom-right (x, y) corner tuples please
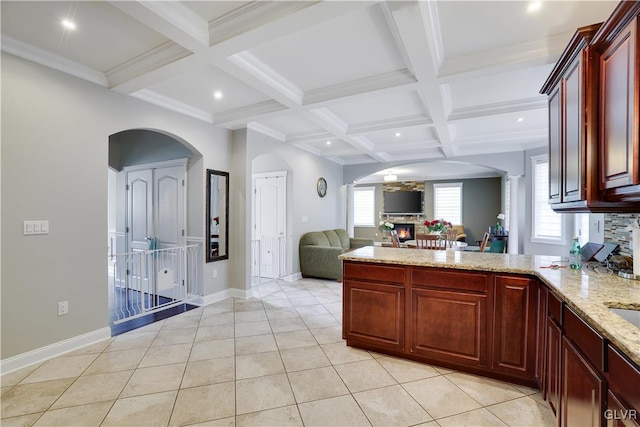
(1, 278), (556, 426)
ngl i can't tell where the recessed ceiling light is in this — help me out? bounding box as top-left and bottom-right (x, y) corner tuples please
(213, 90), (223, 100)
(61, 19), (77, 30)
(517, 117), (525, 123)
(326, 141), (332, 145)
(383, 174), (398, 182)
(527, 1), (542, 13)
(395, 132), (401, 137)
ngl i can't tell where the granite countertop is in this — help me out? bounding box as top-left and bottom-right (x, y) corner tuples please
(340, 246), (640, 366)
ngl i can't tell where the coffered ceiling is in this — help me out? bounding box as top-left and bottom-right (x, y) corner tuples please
(1, 1), (618, 174)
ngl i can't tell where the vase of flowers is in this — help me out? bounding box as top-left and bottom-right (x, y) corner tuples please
(379, 221), (394, 243)
(496, 213), (505, 235)
(424, 219), (452, 235)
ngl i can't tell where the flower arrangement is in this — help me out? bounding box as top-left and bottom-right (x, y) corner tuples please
(379, 221), (394, 232)
(424, 219), (452, 233)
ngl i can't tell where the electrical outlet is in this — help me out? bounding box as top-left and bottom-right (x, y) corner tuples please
(212, 269), (218, 278)
(58, 301), (69, 316)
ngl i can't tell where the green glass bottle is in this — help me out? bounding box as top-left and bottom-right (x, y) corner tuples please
(569, 237), (582, 270)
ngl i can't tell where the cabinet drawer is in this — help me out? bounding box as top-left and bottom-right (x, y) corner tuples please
(548, 291), (563, 325)
(411, 268), (488, 292)
(607, 344), (640, 414)
(343, 262), (405, 284)
(563, 306), (605, 370)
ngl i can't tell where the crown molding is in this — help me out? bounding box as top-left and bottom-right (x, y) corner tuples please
(108, 0), (208, 52)
(228, 51), (303, 105)
(380, 2), (414, 76)
(454, 128), (548, 146)
(438, 31), (572, 83)
(132, 89), (213, 123)
(308, 108), (348, 135)
(247, 122), (286, 142)
(1, 35), (108, 87)
(291, 143), (322, 156)
(448, 97), (548, 122)
(106, 41), (191, 88)
(287, 130), (335, 144)
(304, 69), (417, 105)
(213, 100), (287, 126)
(208, 1), (318, 46)
(371, 152), (392, 162)
(420, 0), (445, 73)
(326, 156), (346, 165)
(349, 135), (375, 152)
(347, 114), (432, 135)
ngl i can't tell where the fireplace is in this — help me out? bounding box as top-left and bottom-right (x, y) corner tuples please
(393, 223), (415, 242)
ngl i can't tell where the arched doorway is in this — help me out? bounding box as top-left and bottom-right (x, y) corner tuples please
(107, 129), (202, 334)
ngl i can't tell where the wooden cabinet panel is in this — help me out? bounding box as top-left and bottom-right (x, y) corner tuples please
(548, 291), (564, 325)
(561, 336), (605, 427)
(343, 262), (406, 284)
(549, 84), (563, 204)
(599, 16), (639, 190)
(607, 344), (640, 414)
(411, 267), (489, 293)
(563, 56), (585, 202)
(563, 306), (605, 371)
(343, 280), (404, 351)
(410, 287), (487, 367)
(547, 318), (562, 418)
(607, 390), (640, 427)
(535, 285), (548, 391)
(492, 276), (538, 381)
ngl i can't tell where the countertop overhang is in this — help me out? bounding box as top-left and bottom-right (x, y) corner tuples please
(340, 246), (640, 366)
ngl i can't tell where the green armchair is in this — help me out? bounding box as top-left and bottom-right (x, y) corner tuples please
(299, 229), (374, 280)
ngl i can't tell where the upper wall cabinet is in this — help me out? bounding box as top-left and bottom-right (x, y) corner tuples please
(592, 2), (640, 202)
(540, 24), (602, 211)
(540, 1), (640, 211)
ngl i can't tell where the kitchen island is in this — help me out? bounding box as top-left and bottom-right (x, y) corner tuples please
(339, 247), (640, 426)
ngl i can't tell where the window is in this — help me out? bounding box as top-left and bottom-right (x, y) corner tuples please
(433, 183), (462, 224)
(353, 186), (375, 227)
(532, 155), (563, 243)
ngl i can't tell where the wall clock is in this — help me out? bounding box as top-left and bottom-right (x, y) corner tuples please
(317, 177), (327, 198)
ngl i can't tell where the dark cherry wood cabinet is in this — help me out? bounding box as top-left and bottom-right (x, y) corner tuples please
(492, 276), (538, 380)
(561, 336), (606, 427)
(343, 279), (405, 351)
(410, 287), (488, 367)
(595, 6), (640, 201)
(606, 345), (640, 426)
(541, 2), (640, 210)
(547, 315), (563, 418)
(535, 285), (548, 391)
(540, 24), (601, 211)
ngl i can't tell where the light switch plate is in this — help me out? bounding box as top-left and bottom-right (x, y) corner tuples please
(24, 220), (49, 235)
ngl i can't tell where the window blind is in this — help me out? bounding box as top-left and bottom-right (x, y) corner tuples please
(433, 183), (462, 225)
(354, 187), (375, 227)
(533, 160), (562, 239)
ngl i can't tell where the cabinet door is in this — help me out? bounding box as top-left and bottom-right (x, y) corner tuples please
(410, 287), (487, 367)
(546, 319), (562, 418)
(607, 390), (640, 427)
(563, 56), (585, 202)
(561, 336), (605, 427)
(600, 17), (639, 190)
(343, 280), (405, 351)
(492, 276), (538, 381)
(535, 284), (548, 391)
(549, 84), (563, 204)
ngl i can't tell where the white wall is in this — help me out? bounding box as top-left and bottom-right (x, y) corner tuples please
(1, 53), (232, 359)
(244, 129), (345, 280)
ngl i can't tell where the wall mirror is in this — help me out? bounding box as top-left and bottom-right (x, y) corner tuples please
(206, 169), (229, 262)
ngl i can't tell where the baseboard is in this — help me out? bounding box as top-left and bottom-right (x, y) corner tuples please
(282, 272), (302, 282)
(0, 327), (112, 376)
(189, 287), (255, 306)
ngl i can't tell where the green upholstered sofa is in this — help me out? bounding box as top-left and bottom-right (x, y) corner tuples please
(299, 229), (374, 280)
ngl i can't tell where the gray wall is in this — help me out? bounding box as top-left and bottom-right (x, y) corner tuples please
(354, 177), (502, 244)
(109, 129), (196, 171)
(1, 53), (232, 359)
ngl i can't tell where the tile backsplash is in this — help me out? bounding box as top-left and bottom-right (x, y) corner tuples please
(604, 213), (640, 257)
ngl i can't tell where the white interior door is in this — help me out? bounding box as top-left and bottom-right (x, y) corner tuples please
(254, 174), (286, 279)
(126, 162), (186, 300)
(127, 170), (153, 253)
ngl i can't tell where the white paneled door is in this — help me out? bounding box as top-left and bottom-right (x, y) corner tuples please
(254, 173), (286, 279)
